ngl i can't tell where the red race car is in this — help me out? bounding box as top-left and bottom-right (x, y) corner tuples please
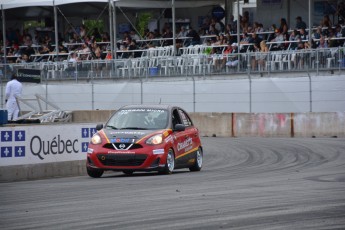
(86, 104), (203, 177)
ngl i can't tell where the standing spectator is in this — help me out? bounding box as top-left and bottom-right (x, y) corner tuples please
(295, 16), (307, 30)
(228, 15), (237, 33)
(320, 15), (332, 28)
(279, 18), (289, 36)
(5, 73), (22, 121)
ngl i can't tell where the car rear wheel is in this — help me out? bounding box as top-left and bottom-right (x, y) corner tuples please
(161, 149), (175, 174)
(122, 170), (134, 175)
(189, 147), (203, 172)
(87, 166), (104, 178)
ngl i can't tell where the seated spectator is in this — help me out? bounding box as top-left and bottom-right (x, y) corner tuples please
(21, 44), (35, 57)
(208, 24), (219, 36)
(317, 36), (328, 48)
(257, 40), (269, 71)
(270, 29), (285, 50)
(267, 24), (277, 41)
(225, 43), (239, 67)
(299, 28), (308, 41)
(250, 33), (262, 51)
(312, 27), (322, 40)
(11, 44), (21, 57)
(144, 32), (159, 48)
(209, 18), (222, 34)
(289, 30), (300, 50)
(16, 53), (30, 63)
(177, 26), (188, 38)
(162, 27), (173, 46)
(186, 27), (200, 46)
(130, 30), (140, 41)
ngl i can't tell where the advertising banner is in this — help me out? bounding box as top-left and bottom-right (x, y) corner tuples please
(0, 124), (96, 166)
(17, 69), (41, 83)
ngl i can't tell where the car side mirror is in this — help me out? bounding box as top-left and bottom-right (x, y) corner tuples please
(96, 124), (104, 131)
(174, 124), (185, 132)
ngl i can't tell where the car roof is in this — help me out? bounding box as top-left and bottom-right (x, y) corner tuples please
(119, 104), (174, 111)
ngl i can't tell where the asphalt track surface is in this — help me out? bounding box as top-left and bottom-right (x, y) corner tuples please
(1, 137), (345, 230)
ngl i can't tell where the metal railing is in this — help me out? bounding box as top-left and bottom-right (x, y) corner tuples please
(0, 47), (344, 81)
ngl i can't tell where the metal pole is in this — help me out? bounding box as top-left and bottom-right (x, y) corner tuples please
(1, 5), (6, 108)
(113, 1), (117, 60)
(237, 0), (240, 72)
(54, 2), (59, 57)
(108, 0), (114, 58)
(112, 1), (117, 78)
(308, 73), (312, 112)
(192, 76), (195, 112)
(308, 0), (312, 48)
(172, 0), (176, 56)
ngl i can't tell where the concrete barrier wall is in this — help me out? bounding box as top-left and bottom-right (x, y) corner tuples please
(72, 111), (345, 138)
(1, 111), (344, 182)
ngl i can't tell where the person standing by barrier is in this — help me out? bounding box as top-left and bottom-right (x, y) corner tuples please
(5, 73), (22, 121)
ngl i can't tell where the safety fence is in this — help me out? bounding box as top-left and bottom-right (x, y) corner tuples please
(1, 47), (345, 81)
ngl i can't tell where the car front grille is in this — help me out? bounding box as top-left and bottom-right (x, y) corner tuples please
(97, 154), (147, 166)
(103, 143), (143, 150)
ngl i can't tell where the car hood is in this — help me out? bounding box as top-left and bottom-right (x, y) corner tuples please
(102, 129), (159, 142)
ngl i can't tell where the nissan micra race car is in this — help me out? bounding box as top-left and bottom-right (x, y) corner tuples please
(86, 105), (203, 177)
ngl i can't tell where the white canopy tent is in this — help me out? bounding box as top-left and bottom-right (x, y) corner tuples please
(0, 0), (224, 57)
(0, 0), (223, 9)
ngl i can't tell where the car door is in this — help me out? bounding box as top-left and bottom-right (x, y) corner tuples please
(178, 108), (199, 152)
(172, 108), (197, 166)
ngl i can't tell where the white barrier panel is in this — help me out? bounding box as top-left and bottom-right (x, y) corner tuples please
(0, 124), (96, 166)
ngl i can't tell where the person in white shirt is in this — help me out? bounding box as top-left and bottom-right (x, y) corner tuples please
(5, 74), (23, 121)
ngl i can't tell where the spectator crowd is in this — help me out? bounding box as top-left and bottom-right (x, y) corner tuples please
(1, 1), (345, 67)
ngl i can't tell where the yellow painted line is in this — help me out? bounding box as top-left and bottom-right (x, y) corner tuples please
(176, 146), (199, 159)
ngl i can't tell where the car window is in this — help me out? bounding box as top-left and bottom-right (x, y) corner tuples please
(172, 109), (182, 128)
(178, 109), (193, 127)
(106, 108), (168, 130)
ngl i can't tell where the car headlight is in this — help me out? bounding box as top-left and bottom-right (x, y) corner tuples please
(146, 134), (163, 145)
(91, 133), (102, 145)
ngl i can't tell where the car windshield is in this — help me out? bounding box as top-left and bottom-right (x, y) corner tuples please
(106, 108), (168, 130)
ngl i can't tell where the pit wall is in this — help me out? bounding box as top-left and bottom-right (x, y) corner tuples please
(0, 112), (344, 182)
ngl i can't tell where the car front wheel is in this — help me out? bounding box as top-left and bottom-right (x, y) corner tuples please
(161, 149), (175, 174)
(189, 147), (203, 172)
(87, 166), (104, 178)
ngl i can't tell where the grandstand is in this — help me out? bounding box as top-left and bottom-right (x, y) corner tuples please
(1, 0), (345, 113)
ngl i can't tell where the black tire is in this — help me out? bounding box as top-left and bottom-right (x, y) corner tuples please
(122, 170), (134, 175)
(161, 149), (175, 175)
(87, 166), (104, 178)
(189, 147), (203, 172)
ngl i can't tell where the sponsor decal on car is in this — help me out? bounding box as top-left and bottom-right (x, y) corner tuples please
(165, 135), (174, 143)
(110, 138), (135, 143)
(108, 151), (136, 154)
(177, 137), (193, 152)
(153, 149), (165, 155)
